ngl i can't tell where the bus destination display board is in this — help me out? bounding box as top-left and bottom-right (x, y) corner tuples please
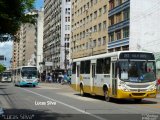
(119, 52), (155, 60)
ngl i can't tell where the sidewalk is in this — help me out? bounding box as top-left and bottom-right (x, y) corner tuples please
(37, 82), (72, 90)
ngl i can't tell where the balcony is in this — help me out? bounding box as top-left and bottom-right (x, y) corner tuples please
(109, 0), (130, 17)
(108, 37), (129, 49)
(108, 19), (129, 33)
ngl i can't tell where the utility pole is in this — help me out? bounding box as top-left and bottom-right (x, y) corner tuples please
(64, 45), (67, 72)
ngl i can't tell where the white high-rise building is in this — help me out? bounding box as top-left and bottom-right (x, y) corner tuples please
(43, 0), (71, 71)
(35, 9), (44, 73)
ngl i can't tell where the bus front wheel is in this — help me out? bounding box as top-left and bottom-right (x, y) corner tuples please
(80, 84), (85, 96)
(134, 99), (142, 103)
(104, 90), (111, 102)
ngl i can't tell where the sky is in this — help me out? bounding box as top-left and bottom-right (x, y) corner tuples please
(34, 0), (44, 10)
(0, 1), (43, 69)
(0, 41), (13, 68)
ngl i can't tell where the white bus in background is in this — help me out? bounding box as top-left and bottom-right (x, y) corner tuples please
(13, 66), (38, 87)
(71, 51), (157, 102)
(0, 71), (12, 82)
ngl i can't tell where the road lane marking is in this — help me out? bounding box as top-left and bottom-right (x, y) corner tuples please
(20, 88), (107, 120)
(57, 92), (99, 102)
(36, 87), (61, 90)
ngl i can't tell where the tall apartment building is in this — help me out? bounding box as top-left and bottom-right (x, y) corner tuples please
(71, 0), (160, 58)
(12, 22), (36, 68)
(12, 10), (44, 70)
(43, 0), (71, 71)
(108, 0), (129, 52)
(71, 0), (108, 59)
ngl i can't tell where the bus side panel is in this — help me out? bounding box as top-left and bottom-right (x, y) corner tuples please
(81, 74), (90, 94)
(71, 74), (77, 90)
(93, 74), (111, 96)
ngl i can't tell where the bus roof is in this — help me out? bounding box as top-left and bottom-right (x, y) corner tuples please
(72, 51), (154, 62)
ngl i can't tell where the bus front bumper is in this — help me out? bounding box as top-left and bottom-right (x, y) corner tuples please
(116, 89), (157, 99)
(19, 81), (38, 86)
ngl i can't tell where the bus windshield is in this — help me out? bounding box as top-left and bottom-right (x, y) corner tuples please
(21, 70), (37, 78)
(2, 72), (11, 77)
(119, 60), (156, 83)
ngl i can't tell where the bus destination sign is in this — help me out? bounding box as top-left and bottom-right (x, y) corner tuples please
(119, 52), (155, 60)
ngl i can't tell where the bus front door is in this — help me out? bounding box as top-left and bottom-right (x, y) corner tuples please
(76, 65), (80, 90)
(112, 62), (117, 96)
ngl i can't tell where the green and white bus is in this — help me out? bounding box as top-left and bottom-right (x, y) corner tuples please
(13, 66), (38, 87)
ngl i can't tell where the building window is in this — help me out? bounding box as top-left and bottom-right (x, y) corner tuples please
(86, 16), (89, 23)
(109, 0), (114, 10)
(123, 9), (130, 20)
(116, 30), (121, 40)
(99, 8), (102, 16)
(94, 0), (98, 4)
(103, 5), (107, 13)
(123, 27), (129, 38)
(109, 33), (114, 42)
(109, 16), (114, 26)
(98, 38), (101, 46)
(65, 8), (70, 15)
(68, 17), (70, 22)
(91, 0), (93, 6)
(90, 13), (93, 21)
(86, 42), (88, 49)
(102, 36), (106, 45)
(83, 31), (85, 38)
(103, 21), (106, 30)
(115, 0), (122, 7)
(93, 40), (96, 47)
(94, 11), (97, 19)
(98, 23), (101, 31)
(116, 12), (121, 23)
(66, 0), (70, 2)
(94, 25), (97, 32)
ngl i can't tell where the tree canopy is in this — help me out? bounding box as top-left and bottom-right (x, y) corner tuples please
(0, 64), (6, 73)
(0, 0), (37, 41)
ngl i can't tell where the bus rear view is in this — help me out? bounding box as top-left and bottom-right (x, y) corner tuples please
(0, 71), (12, 82)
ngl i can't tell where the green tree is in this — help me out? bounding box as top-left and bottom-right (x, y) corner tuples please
(0, 0), (36, 41)
(0, 64), (6, 73)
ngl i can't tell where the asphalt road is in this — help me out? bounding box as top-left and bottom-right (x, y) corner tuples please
(0, 82), (160, 120)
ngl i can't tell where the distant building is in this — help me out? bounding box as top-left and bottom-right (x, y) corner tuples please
(43, 0), (71, 71)
(12, 10), (44, 71)
(35, 9), (44, 72)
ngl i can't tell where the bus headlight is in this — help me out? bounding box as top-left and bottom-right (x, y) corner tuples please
(21, 79), (26, 82)
(119, 81), (130, 91)
(147, 84), (156, 91)
(33, 79), (38, 83)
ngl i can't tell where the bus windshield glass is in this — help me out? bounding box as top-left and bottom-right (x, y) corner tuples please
(21, 68), (37, 78)
(2, 72), (11, 77)
(119, 60), (156, 83)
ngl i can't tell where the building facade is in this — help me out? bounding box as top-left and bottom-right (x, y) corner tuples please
(108, 0), (129, 52)
(12, 10), (44, 70)
(71, 0), (108, 59)
(43, 0), (71, 71)
(35, 10), (44, 72)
